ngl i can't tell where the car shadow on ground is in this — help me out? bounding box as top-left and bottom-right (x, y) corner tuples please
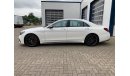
(20, 41), (111, 48)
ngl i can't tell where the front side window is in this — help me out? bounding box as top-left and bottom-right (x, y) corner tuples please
(70, 20), (83, 27)
(52, 20), (68, 27)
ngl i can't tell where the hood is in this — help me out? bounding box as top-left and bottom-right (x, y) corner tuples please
(23, 27), (45, 32)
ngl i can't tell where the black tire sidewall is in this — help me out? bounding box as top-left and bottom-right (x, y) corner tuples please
(84, 34), (99, 46)
(24, 34), (39, 47)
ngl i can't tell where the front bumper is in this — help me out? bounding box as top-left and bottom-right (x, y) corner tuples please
(19, 35), (24, 44)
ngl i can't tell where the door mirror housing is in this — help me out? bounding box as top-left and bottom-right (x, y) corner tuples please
(48, 26), (53, 29)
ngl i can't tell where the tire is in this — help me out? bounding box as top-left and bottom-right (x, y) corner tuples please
(24, 34), (40, 47)
(84, 34), (99, 46)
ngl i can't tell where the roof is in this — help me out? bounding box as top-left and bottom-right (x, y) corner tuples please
(49, 18), (97, 27)
(41, 0), (81, 3)
(14, 15), (22, 17)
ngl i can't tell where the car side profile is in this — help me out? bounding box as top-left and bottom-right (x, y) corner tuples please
(19, 19), (110, 47)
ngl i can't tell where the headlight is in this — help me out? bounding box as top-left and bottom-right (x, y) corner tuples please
(20, 31), (25, 35)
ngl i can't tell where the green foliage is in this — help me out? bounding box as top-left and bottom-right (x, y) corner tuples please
(22, 13), (42, 25)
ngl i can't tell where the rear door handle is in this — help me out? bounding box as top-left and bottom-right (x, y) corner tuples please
(63, 28), (67, 30)
(85, 28), (89, 30)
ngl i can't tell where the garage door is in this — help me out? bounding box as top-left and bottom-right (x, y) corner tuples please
(82, 6), (87, 20)
(90, 0), (104, 25)
(45, 9), (63, 26)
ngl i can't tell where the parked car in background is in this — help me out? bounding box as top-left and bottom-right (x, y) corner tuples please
(19, 19), (110, 47)
(14, 15), (24, 28)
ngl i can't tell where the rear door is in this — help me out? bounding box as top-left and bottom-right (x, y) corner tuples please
(67, 20), (90, 42)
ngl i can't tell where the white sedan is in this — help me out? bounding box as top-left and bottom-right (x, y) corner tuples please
(19, 19), (110, 47)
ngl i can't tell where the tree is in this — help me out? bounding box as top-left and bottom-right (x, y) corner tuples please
(22, 15), (29, 24)
(22, 13), (42, 25)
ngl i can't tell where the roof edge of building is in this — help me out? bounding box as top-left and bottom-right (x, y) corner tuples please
(41, 1), (81, 3)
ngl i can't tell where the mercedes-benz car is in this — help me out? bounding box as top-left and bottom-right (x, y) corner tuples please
(19, 19), (110, 47)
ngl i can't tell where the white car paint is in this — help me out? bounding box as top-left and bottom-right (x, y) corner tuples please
(19, 19), (110, 45)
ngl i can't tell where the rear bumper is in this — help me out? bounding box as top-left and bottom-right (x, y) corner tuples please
(99, 32), (110, 42)
(106, 38), (110, 41)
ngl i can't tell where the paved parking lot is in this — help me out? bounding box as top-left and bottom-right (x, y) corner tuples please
(14, 26), (115, 76)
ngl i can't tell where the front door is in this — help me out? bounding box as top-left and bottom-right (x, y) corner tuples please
(45, 20), (68, 42)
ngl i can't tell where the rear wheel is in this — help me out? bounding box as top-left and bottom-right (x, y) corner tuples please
(84, 34), (99, 46)
(24, 34), (40, 47)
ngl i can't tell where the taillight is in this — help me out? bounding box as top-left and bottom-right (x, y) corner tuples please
(104, 28), (109, 32)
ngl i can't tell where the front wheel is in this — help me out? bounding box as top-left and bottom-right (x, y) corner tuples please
(24, 34), (40, 47)
(84, 34), (99, 46)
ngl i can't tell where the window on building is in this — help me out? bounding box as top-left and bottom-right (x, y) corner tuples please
(45, 9), (63, 26)
(82, 6), (87, 20)
(90, 0), (104, 25)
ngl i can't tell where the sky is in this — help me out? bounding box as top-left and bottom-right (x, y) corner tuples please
(14, 0), (82, 18)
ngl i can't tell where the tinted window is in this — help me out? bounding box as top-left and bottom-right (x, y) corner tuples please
(83, 22), (90, 27)
(53, 20), (68, 27)
(70, 20), (83, 27)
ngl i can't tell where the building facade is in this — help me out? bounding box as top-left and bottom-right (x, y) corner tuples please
(41, 0), (81, 26)
(81, 0), (115, 36)
(41, 0), (115, 36)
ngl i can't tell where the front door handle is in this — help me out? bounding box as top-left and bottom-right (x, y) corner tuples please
(63, 28), (67, 30)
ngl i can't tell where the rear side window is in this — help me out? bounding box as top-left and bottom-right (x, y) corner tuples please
(69, 20), (89, 27)
(70, 20), (83, 27)
(83, 22), (90, 27)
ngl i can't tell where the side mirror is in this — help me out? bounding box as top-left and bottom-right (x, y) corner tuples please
(48, 26), (53, 29)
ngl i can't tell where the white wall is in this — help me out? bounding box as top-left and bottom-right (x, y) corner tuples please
(102, 0), (112, 28)
(41, 2), (81, 26)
